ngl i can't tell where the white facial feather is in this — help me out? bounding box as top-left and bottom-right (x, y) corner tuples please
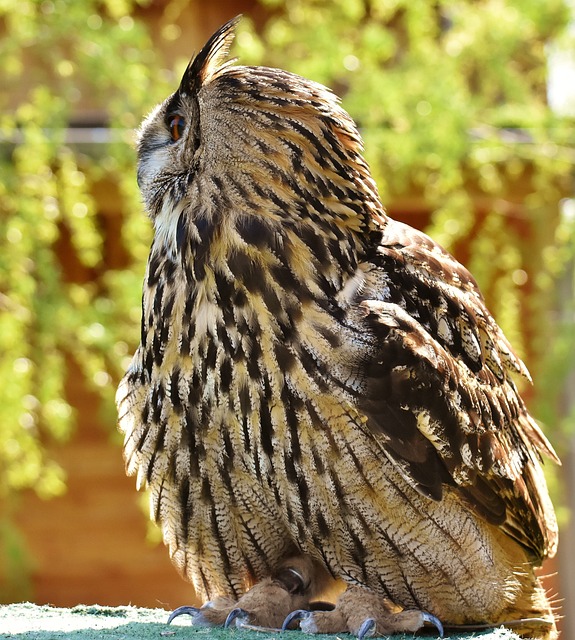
(153, 197), (186, 258)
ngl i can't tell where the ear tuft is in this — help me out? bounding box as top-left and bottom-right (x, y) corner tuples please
(179, 15), (241, 94)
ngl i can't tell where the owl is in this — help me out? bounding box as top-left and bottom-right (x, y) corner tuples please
(117, 16), (559, 639)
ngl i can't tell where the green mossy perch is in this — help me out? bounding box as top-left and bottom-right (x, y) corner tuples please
(1, 603), (521, 640)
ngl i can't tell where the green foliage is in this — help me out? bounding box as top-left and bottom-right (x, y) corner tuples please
(0, 0), (573, 508)
(0, 0), (165, 499)
(533, 200), (575, 447)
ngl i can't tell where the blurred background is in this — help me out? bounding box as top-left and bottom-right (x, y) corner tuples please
(0, 0), (574, 636)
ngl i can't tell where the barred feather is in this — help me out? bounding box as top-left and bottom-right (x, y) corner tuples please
(117, 16), (558, 635)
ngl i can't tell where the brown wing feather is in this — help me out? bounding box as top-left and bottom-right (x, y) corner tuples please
(355, 220), (558, 561)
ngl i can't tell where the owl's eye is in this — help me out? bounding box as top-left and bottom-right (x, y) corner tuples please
(167, 113), (185, 141)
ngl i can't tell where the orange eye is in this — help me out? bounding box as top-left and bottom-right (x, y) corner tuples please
(167, 114), (185, 141)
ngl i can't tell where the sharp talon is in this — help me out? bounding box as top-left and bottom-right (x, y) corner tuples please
(225, 607), (250, 629)
(357, 618), (376, 640)
(422, 612), (444, 638)
(167, 606), (199, 624)
(281, 609), (311, 631)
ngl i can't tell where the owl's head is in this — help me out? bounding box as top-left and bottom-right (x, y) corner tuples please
(136, 17), (383, 252)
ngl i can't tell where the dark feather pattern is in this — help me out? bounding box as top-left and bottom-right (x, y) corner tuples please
(118, 18), (559, 638)
(180, 16), (240, 96)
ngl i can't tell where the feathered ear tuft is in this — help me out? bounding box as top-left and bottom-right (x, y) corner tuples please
(179, 15), (241, 94)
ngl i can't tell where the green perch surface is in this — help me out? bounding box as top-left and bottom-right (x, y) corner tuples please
(0, 603), (523, 640)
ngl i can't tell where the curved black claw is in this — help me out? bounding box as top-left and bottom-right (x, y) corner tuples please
(225, 607), (250, 629)
(357, 618), (376, 640)
(282, 609), (312, 631)
(422, 612), (444, 638)
(167, 606), (200, 625)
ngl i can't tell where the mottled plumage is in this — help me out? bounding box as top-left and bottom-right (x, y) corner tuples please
(117, 17), (558, 639)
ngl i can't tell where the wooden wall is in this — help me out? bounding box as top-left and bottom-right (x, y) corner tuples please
(13, 359), (193, 610)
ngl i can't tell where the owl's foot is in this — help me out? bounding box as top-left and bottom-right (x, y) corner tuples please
(168, 560), (317, 629)
(282, 587), (444, 638)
